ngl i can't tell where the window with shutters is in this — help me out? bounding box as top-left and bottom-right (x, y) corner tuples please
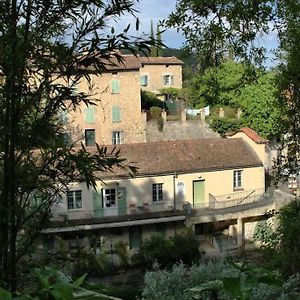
(112, 106), (122, 122)
(111, 79), (120, 94)
(140, 74), (149, 86)
(162, 74), (174, 86)
(103, 188), (117, 208)
(67, 190), (82, 210)
(84, 105), (95, 123)
(85, 129), (95, 146)
(112, 131), (124, 144)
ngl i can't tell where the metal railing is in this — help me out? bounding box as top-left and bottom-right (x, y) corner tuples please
(207, 188), (265, 210)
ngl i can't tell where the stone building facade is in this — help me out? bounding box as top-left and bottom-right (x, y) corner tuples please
(65, 54), (184, 146)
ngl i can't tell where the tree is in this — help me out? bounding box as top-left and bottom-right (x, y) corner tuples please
(0, 0), (156, 291)
(237, 71), (282, 139)
(156, 24), (163, 57)
(167, 0), (300, 173)
(255, 201), (300, 276)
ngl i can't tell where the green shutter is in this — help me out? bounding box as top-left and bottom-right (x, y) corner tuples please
(85, 106), (95, 123)
(170, 75), (174, 85)
(140, 75), (148, 86)
(118, 187), (126, 216)
(112, 79), (120, 94)
(112, 106), (121, 122)
(93, 190), (103, 218)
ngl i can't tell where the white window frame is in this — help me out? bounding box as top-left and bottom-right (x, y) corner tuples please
(67, 190), (82, 210)
(152, 183), (163, 202)
(233, 170), (243, 189)
(112, 130), (124, 145)
(103, 188), (117, 208)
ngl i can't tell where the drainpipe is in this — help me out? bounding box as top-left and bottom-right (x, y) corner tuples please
(173, 173), (178, 210)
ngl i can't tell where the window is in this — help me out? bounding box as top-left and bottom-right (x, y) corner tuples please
(233, 170), (243, 189)
(111, 79), (120, 94)
(112, 130), (124, 144)
(112, 106), (122, 122)
(163, 74), (174, 86)
(152, 183), (163, 202)
(67, 190), (82, 209)
(103, 188), (117, 208)
(85, 129), (95, 146)
(140, 75), (148, 86)
(84, 105), (95, 123)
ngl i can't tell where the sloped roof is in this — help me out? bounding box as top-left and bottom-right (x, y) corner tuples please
(101, 54), (141, 71)
(140, 56), (183, 65)
(227, 127), (267, 144)
(93, 138), (262, 179)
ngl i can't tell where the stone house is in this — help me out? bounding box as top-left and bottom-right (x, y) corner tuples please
(64, 54), (184, 146)
(139, 56), (183, 95)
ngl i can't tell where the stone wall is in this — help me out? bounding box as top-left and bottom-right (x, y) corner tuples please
(145, 120), (220, 142)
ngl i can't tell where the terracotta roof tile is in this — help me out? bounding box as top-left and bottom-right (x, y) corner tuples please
(139, 56), (183, 65)
(93, 138), (262, 179)
(101, 54), (141, 71)
(227, 127), (267, 144)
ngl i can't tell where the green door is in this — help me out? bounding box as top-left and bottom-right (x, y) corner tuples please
(193, 180), (205, 208)
(118, 187), (126, 216)
(93, 190), (103, 218)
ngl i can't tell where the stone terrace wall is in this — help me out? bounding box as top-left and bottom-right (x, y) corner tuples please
(145, 120), (220, 142)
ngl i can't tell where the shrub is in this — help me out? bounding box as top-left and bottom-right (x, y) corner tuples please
(114, 241), (130, 267)
(134, 231), (203, 269)
(142, 260), (300, 300)
(149, 106), (162, 119)
(209, 117), (243, 136)
(141, 91), (165, 110)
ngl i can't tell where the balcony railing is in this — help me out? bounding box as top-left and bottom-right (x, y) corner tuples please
(55, 200), (184, 222)
(207, 188), (265, 210)
(54, 188), (267, 222)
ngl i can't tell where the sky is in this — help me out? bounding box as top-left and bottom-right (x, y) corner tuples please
(113, 0), (279, 67)
(113, 0), (185, 49)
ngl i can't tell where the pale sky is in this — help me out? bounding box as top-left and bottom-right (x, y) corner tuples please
(113, 0), (279, 66)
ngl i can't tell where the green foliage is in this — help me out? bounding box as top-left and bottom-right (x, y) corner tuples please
(238, 72), (282, 139)
(167, 1), (275, 68)
(209, 117), (243, 137)
(254, 201), (300, 276)
(190, 61), (245, 106)
(114, 241), (130, 267)
(0, 267), (120, 300)
(0, 0), (156, 290)
(185, 60), (281, 139)
(134, 232), (203, 269)
(141, 91), (165, 110)
(276, 200), (300, 275)
(142, 260), (300, 300)
(149, 106), (162, 120)
(253, 220), (280, 250)
(159, 87), (181, 101)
